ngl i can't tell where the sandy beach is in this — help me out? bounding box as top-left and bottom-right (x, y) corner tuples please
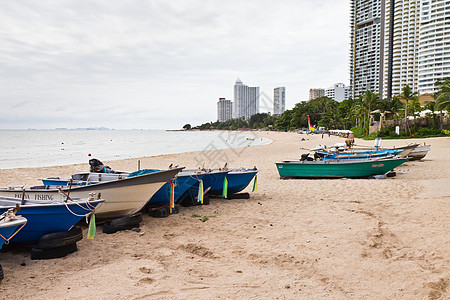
(0, 132), (448, 299)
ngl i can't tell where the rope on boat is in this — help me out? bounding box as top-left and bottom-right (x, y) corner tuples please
(0, 208), (27, 245)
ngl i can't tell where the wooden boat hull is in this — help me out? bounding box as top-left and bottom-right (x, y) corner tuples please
(408, 145), (431, 161)
(276, 158), (408, 178)
(0, 168), (182, 220)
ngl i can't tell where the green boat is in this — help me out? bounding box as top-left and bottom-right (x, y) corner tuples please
(275, 157), (408, 179)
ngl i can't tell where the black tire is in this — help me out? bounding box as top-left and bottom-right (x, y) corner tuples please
(0, 264), (3, 282)
(228, 193), (250, 199)
(149, 207), (170, 218)
(109, 214), (142, 228)
(102, 214), (142, 234)
(31, 243), (78, 260)
(171, 205), (180, 214)
(36, 226), (83, 250)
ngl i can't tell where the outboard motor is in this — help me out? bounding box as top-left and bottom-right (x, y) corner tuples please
(300, 153), (313, 161)
(89, 158), (114, 173)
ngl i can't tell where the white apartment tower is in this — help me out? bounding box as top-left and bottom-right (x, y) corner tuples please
(233, 78), (260, 119)
(217, 98), (232, 122)
(273, 87), (286, 115)
(325, 83), (351, 102)
(418, 0), (450, 94)
(350, 0), (384, 99)
(383, 0), (420, 99)
(353, 0), (450, 99)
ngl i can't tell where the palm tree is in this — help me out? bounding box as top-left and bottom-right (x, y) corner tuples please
(361, 90), (379, 134)
(434, 77), (450, 111)
(398, 85), (418, 135)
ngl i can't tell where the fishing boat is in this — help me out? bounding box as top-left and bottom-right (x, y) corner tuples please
(0, 168), (183, 220)
(0, 208), (27, 249)
(276, 157), (408, 179)
(176, 169), (229, 205)
(41, 172), (129, 186)
(408, 145), (431, 160)
(147, 169), (205, 207)
(0, 195), (103, 242)
(207, 167), (258, 196)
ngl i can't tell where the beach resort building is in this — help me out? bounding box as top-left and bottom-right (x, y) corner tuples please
(309, 88), (325, 100)
(217, 98), (232, 122)
(273, 87), (286, 115)
(233, 78), (260, 120)
(325, 83), (351, 102)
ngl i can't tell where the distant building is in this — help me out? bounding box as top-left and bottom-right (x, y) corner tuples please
(325, 83), (351, 102)
(309, 88), (324, 100)
(217, 98), (232, 122)
(233, 78), (259, 120)
(273, 87), (286, 115)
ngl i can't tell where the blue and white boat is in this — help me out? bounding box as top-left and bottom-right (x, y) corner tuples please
(207, 167), (258, 196)
(0, 208), (27, 249)
(176, 169), (229, 204)
(0, 195), (103, 243)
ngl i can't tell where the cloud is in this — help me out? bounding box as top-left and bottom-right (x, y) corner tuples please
(0, 0), (350, 129)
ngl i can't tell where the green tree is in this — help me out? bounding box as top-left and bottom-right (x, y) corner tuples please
(434, 77), (450, 111)
(398, 85), (418, 135)
(361, 90), (380, 134)
(183, 124), (191, 130)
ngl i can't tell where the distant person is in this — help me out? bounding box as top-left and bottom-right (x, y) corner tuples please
(321, 132), (324, 139)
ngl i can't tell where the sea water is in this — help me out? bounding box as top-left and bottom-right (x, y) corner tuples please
(0, 130), (272, 169)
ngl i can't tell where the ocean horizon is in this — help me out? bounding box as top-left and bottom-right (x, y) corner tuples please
(0, 129), (271, 170)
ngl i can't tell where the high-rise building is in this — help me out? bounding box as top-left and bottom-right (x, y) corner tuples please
(325, 83), (351, 102)
(417, 0), (450, 94)
(383, 0), (420, 99)
(352, 0), (450, 99)
(350, 0), (384, 99)
(273, 87), (286, 115)
(309, 88), (325, 100)
(233, 78), (259, 119)
(217, 98), (232, 122)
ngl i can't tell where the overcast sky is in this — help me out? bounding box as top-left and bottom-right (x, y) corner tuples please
(0, 0), (350, 130)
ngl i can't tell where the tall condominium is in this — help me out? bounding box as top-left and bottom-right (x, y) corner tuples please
(325, 83), (351, 102)
(350, 0), (384, 99)
(217, 98), (232, 122)
(233, 78), (259, 119)
(383, 0), (420, 99)
(273, 87), (286, 115)
(352, 0), (450, 99)
(418, 0), (450, 94)
(309, 88), (325, 100)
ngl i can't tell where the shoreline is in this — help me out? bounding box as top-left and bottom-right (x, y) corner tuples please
(0, 132), (448, 299)
(0, 130), (272, 171)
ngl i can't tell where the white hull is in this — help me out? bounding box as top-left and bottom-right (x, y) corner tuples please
(409, 145), (431, 160)
(0, 168), (182, 220)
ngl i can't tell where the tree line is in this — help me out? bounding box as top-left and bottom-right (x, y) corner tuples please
(188, 78), (450, 137)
